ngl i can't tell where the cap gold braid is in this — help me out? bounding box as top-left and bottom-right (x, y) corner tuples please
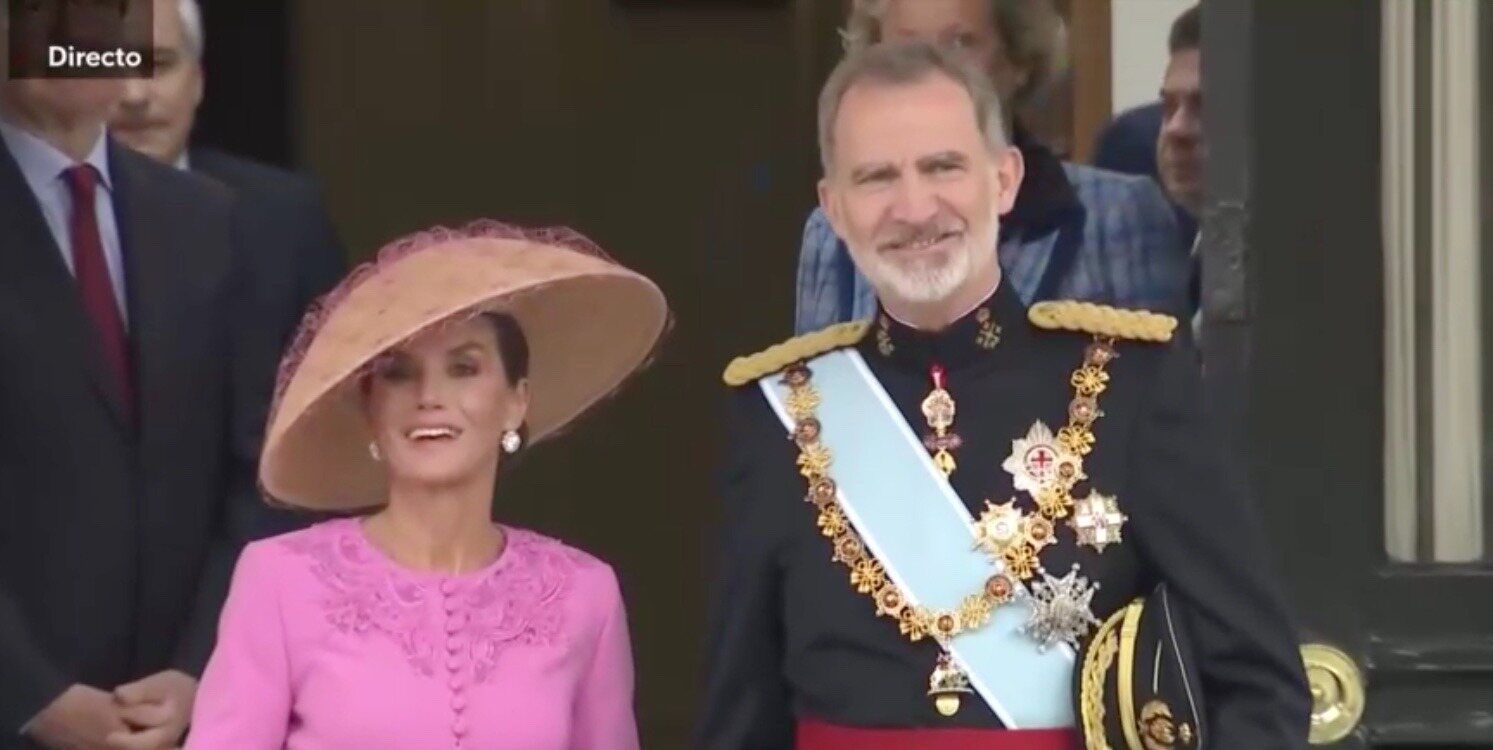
(1028, 301), (1177, 343)
(722, 320), (871, 386)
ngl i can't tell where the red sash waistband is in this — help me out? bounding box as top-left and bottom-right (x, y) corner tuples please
(797, 719), (1079, 750)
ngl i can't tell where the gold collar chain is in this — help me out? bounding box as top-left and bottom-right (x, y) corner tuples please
(777, 335), (1120, 715)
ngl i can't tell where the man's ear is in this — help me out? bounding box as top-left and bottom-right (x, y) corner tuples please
(818, 176), (847, 240)
(991, 145), (1025, 216)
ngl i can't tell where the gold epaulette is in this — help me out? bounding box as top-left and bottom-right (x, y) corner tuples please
(1028, 300), (1176, 343)
(721, 320), (871, 386)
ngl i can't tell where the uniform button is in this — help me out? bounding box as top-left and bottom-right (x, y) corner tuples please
(453, 694), (468, 712)
(446, 613), (467, 633)
(443, 597), (460, 614)
(447, 655), (463, 671)
(453, 718), (469, 736)
(447, 636), (463, 654)
(448, 675), (462, 691)
(440, 579), (457, 596)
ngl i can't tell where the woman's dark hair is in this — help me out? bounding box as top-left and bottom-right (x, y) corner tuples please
(482, 312), (531, 456)
(482, 312), (529, 387)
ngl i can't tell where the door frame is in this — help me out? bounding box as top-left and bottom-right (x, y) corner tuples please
(1063, 0), (1111, 164)
(1201, 1), (1493, 746)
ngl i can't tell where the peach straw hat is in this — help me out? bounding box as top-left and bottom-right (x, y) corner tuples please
(258, 219), (670, 511)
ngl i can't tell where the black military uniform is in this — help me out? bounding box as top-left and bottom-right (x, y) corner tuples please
(696, 281), (1309, 749)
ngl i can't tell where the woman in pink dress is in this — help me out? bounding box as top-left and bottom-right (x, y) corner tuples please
(184, 220), (669, 749)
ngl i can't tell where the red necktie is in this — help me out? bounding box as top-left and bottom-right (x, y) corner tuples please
(63, 164), (134, 413)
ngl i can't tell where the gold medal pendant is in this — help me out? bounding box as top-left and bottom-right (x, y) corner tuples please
(921, 364), (960, 476)
(927, 651), (973, 717)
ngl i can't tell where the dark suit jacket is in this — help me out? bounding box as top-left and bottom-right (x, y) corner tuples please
(1091, 101), (1198, 247)
(0, 138), (261, 745)
(1092, 101), (1163, 180)
(188, 147), (347, 535)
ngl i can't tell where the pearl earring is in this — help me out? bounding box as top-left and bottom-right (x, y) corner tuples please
(368, 441), (382, 462)
(501, 430), (522, 454)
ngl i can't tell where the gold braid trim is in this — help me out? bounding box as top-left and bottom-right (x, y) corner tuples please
(721, 320), (872, 386)
(1081, 606), (1129, 750)
(1029, 301), (1177, 343)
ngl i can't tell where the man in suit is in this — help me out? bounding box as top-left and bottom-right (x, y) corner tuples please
(1093, 5), (1203, 333)
(111, 0), (347, 537)
(0, 10), (262, 750)
(1153, 5), (1204, 339)
(1093, 6), (1203, 226)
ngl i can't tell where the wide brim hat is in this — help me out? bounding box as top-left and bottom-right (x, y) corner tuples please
(259, 220), (669, 511)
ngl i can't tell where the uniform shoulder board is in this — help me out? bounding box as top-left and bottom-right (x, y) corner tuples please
(721, 320), (871, 386)
(1028, 300), (1177, 343)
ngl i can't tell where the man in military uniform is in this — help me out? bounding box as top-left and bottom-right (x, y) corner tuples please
(696, 41), (1309, 749)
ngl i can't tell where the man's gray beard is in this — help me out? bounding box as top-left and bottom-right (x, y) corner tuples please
(864, 227), (995, 304)
(874, 252), (972, 303)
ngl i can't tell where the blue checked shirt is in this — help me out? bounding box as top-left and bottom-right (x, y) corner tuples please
(795, 162), (1191, 334)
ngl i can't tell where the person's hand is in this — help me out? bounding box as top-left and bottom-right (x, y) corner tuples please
(105, 670), (196, 750)
(25, 684), (129, 750)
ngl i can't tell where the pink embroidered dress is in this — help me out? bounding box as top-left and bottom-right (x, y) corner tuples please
(185, 518), (639, 749)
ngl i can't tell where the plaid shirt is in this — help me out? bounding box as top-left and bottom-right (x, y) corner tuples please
(795, 162), (1191, 334)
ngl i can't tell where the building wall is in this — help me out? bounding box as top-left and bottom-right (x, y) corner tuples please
(1110, 0), (1194, 114)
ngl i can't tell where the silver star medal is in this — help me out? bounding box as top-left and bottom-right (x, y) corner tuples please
(1024, 564), (1100, 651)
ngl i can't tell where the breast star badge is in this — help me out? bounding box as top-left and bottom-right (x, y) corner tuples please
(972, 500), (1026, 558)
(1002, 421), (1084, 496)
(1024, 564), (1100, 651)
(1069, 492), (1128, 553)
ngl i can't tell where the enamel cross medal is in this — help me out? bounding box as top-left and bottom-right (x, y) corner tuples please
(1001, 422), (1078, 497)
(1070, 492), (1128, 553)
(921, 364), (960, 476)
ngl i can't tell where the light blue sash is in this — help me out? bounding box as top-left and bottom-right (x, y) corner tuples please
(759, 348), (1075, 728)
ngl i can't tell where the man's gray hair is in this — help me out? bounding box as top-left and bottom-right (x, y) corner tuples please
(817, 41), (1010, 175)
(176, 0), (205, 59)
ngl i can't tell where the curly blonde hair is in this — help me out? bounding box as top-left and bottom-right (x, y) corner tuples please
(842, 0), (1069, 108)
